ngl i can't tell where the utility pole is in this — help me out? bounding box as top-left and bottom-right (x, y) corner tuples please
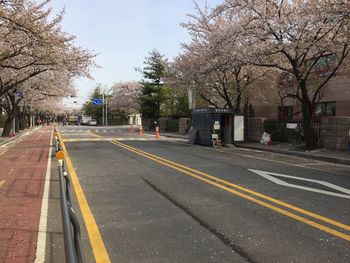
(105, 97), (108, 126)
(102, 92), (105, 126)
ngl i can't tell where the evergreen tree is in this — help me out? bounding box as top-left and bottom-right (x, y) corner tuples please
(139, 50), (167, 118)
(82, 87), (103, 119)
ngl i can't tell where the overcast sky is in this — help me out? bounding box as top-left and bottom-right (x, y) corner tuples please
(50, 0), (221, 107)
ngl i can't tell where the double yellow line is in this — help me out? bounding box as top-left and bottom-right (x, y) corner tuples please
(110, 140), (350, 242)
(57, 131), (111, 263)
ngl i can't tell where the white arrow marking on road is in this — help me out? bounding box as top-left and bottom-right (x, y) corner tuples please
(248, 169), (350, 199)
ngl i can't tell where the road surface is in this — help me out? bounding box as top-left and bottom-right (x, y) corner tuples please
(57, 125), (350, 263)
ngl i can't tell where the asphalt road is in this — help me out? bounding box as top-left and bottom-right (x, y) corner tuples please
(58, 125), (350, 263)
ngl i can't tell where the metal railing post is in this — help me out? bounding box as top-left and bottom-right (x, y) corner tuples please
(54, 129), (84, 263)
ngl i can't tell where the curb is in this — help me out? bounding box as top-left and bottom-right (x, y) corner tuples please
(0, 136), (16, 147)
(235, 144), (350, 166)
(144, 131), (188, 140)
(0, 126), (41, 147)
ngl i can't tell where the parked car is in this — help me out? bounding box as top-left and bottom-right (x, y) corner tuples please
(89, 119), (97, 126)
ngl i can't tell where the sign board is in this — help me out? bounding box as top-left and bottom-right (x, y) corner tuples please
(286, 123), (298, 129)
(211, 134), (218, 139)
(15, 91), (24, 98)
(213, 121), (220, 130)
(92, 98), (103, 105)
(234, 115), (244, 142)
(188, 87), (196, 110)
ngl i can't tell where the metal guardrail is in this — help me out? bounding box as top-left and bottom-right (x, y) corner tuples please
(54, 129), (84, 263)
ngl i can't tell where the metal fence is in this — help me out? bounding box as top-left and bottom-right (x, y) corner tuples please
(264, 118), (322, 146)
(54, 130), (84, 263)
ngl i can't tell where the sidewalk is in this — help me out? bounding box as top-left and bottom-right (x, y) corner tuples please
(0, 126), (53, 263)
(0, 127), (39, 146)
(234, 142), (350, 165)
(156, 131), (350, 165)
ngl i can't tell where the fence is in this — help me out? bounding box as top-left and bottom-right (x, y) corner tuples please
(54, 129), (84, 263)
(264, 118), (322, 146)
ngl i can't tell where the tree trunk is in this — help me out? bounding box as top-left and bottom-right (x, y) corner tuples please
(300, 82), (316, 149)
(15, 115), (19, 132)
(2, 115), (14, 137)
(235, 92), (242, 114)
(27, 114), (31, 128)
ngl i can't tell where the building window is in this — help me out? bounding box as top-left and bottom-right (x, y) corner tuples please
(315, 101), (336, 116)
(278, 106), (294, 121)
(307, 54), (336, 77)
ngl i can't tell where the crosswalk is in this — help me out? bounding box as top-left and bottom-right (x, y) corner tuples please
(59, 129), (122, 136)
(60, 129), (120, 133)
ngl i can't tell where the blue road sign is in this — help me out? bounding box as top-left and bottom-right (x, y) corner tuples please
(16, 91), (24, 98)
(92, 98), (103, 105)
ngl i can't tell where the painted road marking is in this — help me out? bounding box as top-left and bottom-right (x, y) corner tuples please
(63, 137), (161, 142)
(57, 132), (111, 263)
(0, 180), (5, 188)
(110, 140), (350, 241)
(221, 151), (350, 176)
(249, 169), (350, 199)
(35, 129), (53, 263)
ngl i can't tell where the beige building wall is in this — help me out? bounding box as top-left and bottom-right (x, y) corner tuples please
(250, 74), (350, 118)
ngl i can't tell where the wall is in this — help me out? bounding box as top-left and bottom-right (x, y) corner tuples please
(246, 117), (266, 142)
(179, 118), (190, 135)
(321, 117), (350, 151)
(249, 73), (350, 118)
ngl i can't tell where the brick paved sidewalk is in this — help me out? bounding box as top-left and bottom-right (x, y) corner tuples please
(0, 126), (53, 263)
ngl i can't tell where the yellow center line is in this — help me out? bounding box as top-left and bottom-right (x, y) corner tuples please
(87, 131), (101, 138)
(110, 140), (350, 242)
(56, 131), (111, 263)
(113, 141), (350, 232)
(0, 180), (5, 188)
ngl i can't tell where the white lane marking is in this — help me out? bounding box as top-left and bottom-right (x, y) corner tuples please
(249, 169), (350, 199)
(300, 162), (334, 166)
(61, 137), (187, 142)
(219, 151), (350, 176)
(35, 130), (53, 262)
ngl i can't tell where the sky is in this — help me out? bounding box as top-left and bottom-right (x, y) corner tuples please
(50, 0), (222, 107)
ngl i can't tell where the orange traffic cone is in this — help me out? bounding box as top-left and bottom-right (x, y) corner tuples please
(139, 126), (143, 136)
(155, 126), (160, 139)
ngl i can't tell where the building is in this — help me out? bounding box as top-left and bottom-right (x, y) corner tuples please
(250, 64), (350, 119)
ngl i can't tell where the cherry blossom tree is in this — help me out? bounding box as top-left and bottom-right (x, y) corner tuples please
(0, 0), (96, 136)
(109, 81), (142, 114)
(218, 0), (350, 148)
(171, 1), (271, 112)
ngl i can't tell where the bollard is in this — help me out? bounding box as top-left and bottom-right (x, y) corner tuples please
(130, 125), (133, 134)
(155, 126), (160, 139)
(139, 126), (143, 136)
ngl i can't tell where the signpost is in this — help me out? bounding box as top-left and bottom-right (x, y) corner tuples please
(91, 97), (107, 126)
(92, 98), (103, 106)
